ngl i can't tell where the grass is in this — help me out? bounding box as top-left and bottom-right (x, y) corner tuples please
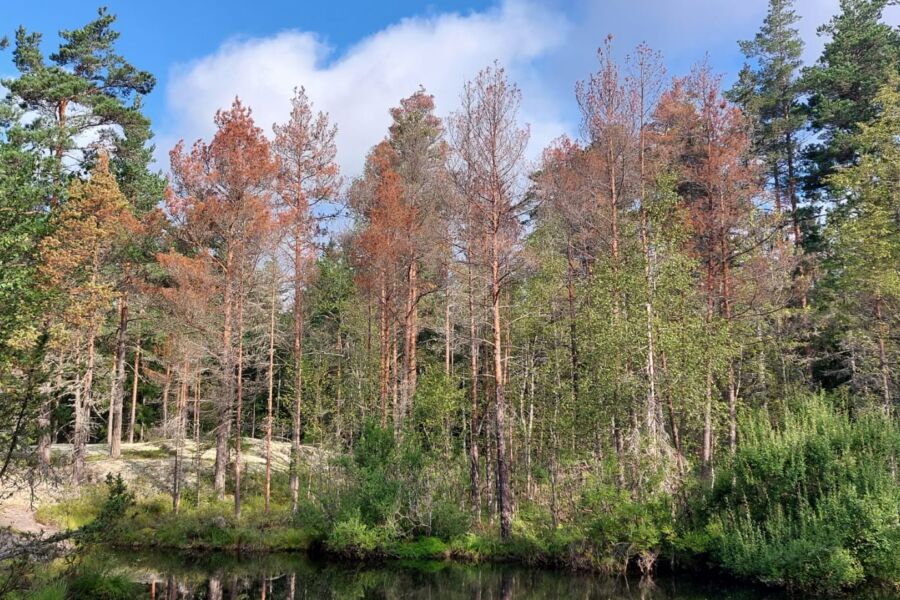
(35, 485), (106, 529)
(119, 447), (173, 460)
(109, 496), (316, 552)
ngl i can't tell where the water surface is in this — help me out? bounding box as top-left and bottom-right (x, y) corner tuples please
(109, 549), (893, 599)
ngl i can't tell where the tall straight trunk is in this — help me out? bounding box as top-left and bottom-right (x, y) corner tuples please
(37, 395), (51, 469)
(875, 297), (892, 414)
(525, 353), (535, 499)
(127, 338), (141, 444)
(73, 257), (100, 482)
(641, 211), (661, 450)
(109, 295), (128, 457)
(290, 239), (304, 513)
(445, 289), (452, 376)
(467, 258), (481, 520)
(214, 249), (235, 500)
(637, 92), (661, 454)
(48, 98), (68, 207)
(162, 365), (171, 434)
(265, 271), (277, 514)
(720, 194), (737, 455)
(234, 277), (245, 518)
(250, 394), (256, 440)
(335, 326), (343, 439)
(379, 278), (390, 427)
(194, 374), (201, 507)
(607, 138), (619, 263)
(391, 321), (399, 424)
(37, 352), (57, 471)
(701, 260), (715, 478)
(73, 331), (95, 483)
(773, 161), (783, 215)
(172, 369), (187, 513)
(400, 261), (418, 429)
(607, 131), (626, 485)
(565, 243), (580, 405)
(785, 130), (806, 309)
(491, 239), (511, 540)
(660, 352), (685, 479)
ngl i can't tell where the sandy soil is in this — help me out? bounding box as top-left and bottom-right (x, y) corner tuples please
(0, 439), (330, 534)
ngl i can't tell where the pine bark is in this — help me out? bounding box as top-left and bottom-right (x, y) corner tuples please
(109, 295), (128, 458)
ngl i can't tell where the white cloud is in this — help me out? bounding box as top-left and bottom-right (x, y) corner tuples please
(159, 0), (570, 179)
(158, 0), (899, 182)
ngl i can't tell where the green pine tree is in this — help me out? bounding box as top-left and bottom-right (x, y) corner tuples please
(825, 75), (900, 411)
(803, 0), (900, 197)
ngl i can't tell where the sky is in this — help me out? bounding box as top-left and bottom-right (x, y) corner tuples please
(3, 0), (899, 178)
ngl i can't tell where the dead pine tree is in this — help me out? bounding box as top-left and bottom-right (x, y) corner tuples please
(449, 63), (530, 540)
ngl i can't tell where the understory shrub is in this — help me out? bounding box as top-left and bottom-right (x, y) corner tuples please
(579, 483), (675, 574)
(705, 394), (900, 592)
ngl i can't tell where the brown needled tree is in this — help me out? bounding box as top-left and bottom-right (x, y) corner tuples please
(449, 63), (530, 540)
(166, 98), (278, 506)
(272, 87), (340, 514)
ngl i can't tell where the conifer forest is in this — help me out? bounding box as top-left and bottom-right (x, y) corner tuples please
(0, 1), (898, 597)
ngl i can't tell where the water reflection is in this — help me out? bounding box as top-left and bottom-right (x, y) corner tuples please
(107, 549), (891, 600)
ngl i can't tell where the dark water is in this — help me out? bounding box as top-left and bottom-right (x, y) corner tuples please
(106, 550), (893, 599)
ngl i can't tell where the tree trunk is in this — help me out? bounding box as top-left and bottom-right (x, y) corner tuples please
(214, 249), (234, 500)
(875, 297), (892, 414)
(721, 200), (737, 455)
(701, 262), (715, 478)
(660, 352), (685, 479)
(445, 288), (452, 376)
(565, 243), (580, 406)
(290, 240), (304, 513)
(127, 337), (141, 444)
(109, 295), (128, 458)
(194, 373), (202, 507)
(467, 259), (481, 520)
(786, 129), (806, 309)
(391, 321), (399, 425)
(400, 261), (418, 430)
(37, 395), (51, 470)
(172, 371), (187, 513)
(234, 277), (245, 518)
(335, 325), (343, 440)
(73, 328), (96, 483)
(491, 246), (511, 540)
(162, 365), (171, 435)
(265, 270), (277, 514)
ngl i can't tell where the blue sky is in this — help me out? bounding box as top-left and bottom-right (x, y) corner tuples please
(3, 1), (898, 176)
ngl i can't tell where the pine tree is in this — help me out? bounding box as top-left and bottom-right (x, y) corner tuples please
(3, 7), (157, 192)
(803, 0), (900, 196)
(39, 154), (134, 482)
(728, 0), (807, 275)
(272, 87), (339, 513)
(449, 64), (530, 540)
(826, 76), (900, 412)
(166, 99), (277, 504)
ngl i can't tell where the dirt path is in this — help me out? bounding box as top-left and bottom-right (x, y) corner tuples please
(0, 504), (59, 535)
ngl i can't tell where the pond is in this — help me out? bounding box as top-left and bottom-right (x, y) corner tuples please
(96, 549), (817, 600)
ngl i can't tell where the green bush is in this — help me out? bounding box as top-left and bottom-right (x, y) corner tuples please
(706, 394), (900, 592)
(326, 511), (385, 558)
(579, 482), (674, 573)
(428, 496), (471, 540)
(350, 421), (401, 526)
(389, 536), (448, 559)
